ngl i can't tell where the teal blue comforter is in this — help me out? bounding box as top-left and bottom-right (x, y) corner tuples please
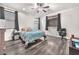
(20, 31), (45, 43)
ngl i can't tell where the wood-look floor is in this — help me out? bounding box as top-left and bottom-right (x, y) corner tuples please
(5, 36), (69, 55)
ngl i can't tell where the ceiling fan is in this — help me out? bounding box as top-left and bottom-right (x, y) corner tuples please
(33, 3), (50, 13)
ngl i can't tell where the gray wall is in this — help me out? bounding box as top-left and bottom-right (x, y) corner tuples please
(40, 7), (79, 39)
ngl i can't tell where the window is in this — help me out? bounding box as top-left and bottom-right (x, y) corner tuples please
(46, 14), (61, 31)
(4, 10), (15, 29)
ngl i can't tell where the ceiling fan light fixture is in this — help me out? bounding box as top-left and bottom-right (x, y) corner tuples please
(37, 3), (44, 7)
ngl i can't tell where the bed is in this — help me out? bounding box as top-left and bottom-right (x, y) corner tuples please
(19, 30), (46, 46)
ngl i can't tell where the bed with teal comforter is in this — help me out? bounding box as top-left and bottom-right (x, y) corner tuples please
(20, 31), (46, 43)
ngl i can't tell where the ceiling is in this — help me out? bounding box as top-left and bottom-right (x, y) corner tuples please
(1, 3), (79, 17)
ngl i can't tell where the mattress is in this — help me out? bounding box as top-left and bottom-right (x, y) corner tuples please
(20, 31), (45, 43)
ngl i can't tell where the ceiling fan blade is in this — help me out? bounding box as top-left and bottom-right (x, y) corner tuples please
(43, 10), (47, 12)
(43, 6), (49, 8)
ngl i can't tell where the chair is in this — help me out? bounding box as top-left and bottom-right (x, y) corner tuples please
(58, 28), (67, 39)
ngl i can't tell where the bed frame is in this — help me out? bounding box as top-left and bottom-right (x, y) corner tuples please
(19, 35), (47, 48)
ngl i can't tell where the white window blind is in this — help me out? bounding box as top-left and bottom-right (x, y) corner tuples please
(4, 10), (15, 29)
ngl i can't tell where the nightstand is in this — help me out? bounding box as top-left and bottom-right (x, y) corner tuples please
(69, 38), (79, 55)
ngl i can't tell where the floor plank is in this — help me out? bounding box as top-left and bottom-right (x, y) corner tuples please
(4, 36), (68, 55)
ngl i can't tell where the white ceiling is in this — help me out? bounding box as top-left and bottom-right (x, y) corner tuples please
(1, 3), (79, 17)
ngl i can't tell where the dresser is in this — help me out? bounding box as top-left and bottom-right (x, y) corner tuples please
(0, 29), (6, 54)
